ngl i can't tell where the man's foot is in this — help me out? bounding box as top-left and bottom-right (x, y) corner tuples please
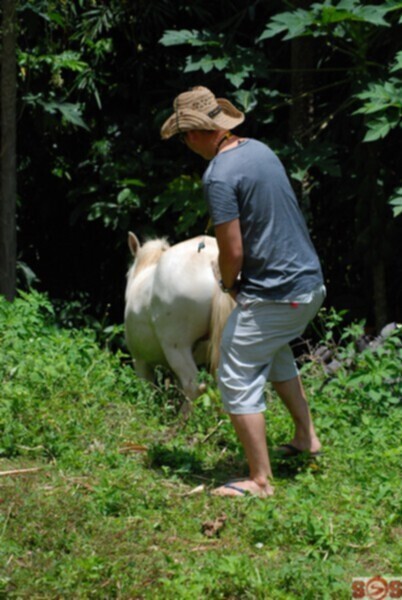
(274, 442), (322, 458)
(212, 479), (274, 498)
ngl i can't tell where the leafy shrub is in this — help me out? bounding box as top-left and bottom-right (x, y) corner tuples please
(1, 295), (401, 599)
(0, 291), (141, 460)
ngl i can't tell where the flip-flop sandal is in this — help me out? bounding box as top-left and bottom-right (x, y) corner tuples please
(219, 483), (273, 498)
(210, 482), (249, 497)
(222, 483), (249, 495)
(275, 443), (322, 458)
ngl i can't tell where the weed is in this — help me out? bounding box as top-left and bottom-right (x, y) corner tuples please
(0, 293), (401, 598)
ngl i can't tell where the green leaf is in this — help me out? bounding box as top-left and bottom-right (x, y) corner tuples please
(363, 119), (392, 141)
(184, 55), (213, 74)
(355, 6), (390, 27)
(159, 29), (200, 46)
(354, 79), (402, 141)
(320, 6), (359, 25)
(152, 175), (206, 236)
(160, 29), (219, 48)
(23, 94), (90, 130)
(362, 113), (400, 142)
(388, 188), (402, 217)
(184, 54), (229, 74)
(320, 1), (393, 27)
(52, 102), (90, 130)
(47, 11), (65, 27)
(382, 1), (402, 9)
(257, 1), (393, 43)
(225, 71), (249, 88)
(232, 89), (258, 113)
(120, 179), (145, 187)
(17, 261), (40, 287)
(117, 188), (140, 206)
(390, 50), (402, 72)
(277, 140), (341, 181)
(212, 57), (230, 71)
(53, 51), (88, 72)
(257, 9), (313, 42)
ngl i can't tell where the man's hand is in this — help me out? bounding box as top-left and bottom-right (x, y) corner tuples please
(215, 218), (243, 291)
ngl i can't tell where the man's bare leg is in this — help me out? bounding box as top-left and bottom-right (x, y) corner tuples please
(272, 375), (321, 453)
(213, 412), (275, 497)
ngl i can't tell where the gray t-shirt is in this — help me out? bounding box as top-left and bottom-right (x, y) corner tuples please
(203, 139), (324, 301)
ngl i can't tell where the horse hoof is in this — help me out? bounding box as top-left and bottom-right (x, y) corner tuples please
(179, 400), (192, 419)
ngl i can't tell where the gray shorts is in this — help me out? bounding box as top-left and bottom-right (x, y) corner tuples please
(218, 286), (326, 414)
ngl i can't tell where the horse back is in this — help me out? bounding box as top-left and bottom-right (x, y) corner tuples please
(150, 236), (218, 346)
(153, 236), (218, 301)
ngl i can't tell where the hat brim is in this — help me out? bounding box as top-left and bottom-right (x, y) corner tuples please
(160, 97), (245, 140)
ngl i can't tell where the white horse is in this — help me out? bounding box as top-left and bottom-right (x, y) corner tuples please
(124, 232), (235, 401)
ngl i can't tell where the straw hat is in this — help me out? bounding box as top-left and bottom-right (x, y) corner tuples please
(160, 86), (245, 139)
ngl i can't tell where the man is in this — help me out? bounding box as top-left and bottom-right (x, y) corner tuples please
(161, 86), (325, 497)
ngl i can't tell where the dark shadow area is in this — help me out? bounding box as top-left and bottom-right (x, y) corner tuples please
(146, 439), (327, 489)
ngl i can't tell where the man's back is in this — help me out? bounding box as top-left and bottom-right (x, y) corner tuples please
(203, 138), (323, 300)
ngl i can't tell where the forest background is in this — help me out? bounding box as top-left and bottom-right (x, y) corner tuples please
(1, 3), (402, 597)
(1, 0), (402, 333)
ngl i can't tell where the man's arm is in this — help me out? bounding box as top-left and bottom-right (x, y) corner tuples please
(215, 218), (243, 293)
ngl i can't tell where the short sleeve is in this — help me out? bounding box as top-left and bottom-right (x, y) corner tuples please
(203, 180), (239, 226)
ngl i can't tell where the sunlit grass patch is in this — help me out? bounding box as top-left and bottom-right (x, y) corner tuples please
(0, 293), (401, 598)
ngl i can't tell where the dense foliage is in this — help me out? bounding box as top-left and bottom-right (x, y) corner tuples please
(7, 0), (402, 328)
(2, 6), (401, 595)
(0, 292), (401, 597)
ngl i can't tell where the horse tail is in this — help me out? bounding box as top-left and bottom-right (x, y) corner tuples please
(208, 285), (236, 376)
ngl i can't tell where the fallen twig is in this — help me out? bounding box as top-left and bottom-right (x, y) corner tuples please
(118, 442), (148, 454)
(0, 467), (43, 477)
(191, 541), (221, 551)
(346, 542), (375, 550)
(179, 484), (205, 496)
(202, 419), (224, 443)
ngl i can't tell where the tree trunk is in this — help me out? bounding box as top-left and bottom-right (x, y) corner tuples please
(0, 0), (17, 301)
(356, 141), (388, 332)
(368, 149), (388, 331)
(372, 256), (387, 331)
(290, 37), (314, 143)
(289, 0), (314, 217)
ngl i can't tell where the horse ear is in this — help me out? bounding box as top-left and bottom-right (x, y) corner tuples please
(128, 232), (140, 257)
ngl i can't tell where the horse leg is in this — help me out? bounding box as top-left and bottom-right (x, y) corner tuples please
(192, 340), (209, 394)
(192, 339), (209, 365)
(134, 359), (154, 382)
(161, 345), (201, 414)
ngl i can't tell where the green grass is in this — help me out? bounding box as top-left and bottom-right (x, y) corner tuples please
(0, 292), (401, 599)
